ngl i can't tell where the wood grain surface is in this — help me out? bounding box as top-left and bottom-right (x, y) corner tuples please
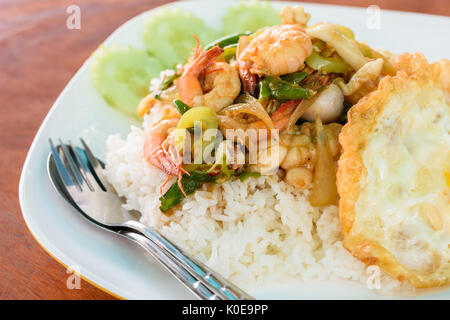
(0, 0), (448, 300)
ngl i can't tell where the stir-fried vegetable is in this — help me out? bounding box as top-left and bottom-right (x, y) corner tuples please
(307, 23), (368, 71)
(309, 118), (338, 206)
(172, 99), (190, 115)
(336, 25), (355, 40)
(271, 99), (301, 130)
(154, 72), (180, 100)
(217, 115), (249, 147)
(262, 76), (313, 100)
(356, 41), (373, 58)
(159, 171), (217, 212)
(221, 94), (275, 130)
(239, 170), (261, 181)
(334, 58), (383, 96)
(280, 71), (308, 85)
(175, 106), (219, 158)
(285, 98), (315, 130)
(207, 152), (232, 179)
(205, 32), (252, 50)
(176, 107), (219, 133)
(258, 79), (271, 104)
(220, 45), (238, 62)
(306, 50), (350, 74)
(357, 41), (396, 76)
(182, 164), (205, 172)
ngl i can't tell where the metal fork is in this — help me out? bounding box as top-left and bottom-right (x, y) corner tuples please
(47, 138), (253, 300)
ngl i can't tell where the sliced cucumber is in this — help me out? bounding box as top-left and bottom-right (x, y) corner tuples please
(142, 7), (218, 68)
(90, 45), (163, 118)
(221, 1), (281, 35)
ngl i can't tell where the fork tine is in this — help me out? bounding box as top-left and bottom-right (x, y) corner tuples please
(80, 138), (108, 191)
(49, 138), (76, 187)
(68, 140), (95, 192)
(59, 139), (83, 191)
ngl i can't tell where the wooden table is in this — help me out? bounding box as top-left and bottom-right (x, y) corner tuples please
(0, 0), (448, 300)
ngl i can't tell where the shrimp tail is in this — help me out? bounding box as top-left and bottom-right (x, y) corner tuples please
(190, 45), (224, 77)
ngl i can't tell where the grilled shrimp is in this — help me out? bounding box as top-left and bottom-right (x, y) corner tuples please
(237, 24), (312, 94)
(178, 44), (241, 112)
(193, 62), (241, 112)
(143, 117), (188, 195)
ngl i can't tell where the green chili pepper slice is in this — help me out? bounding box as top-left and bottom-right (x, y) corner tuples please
(154, 72), (180, 100)
(258, 78), (271, 103)
(239, 171), (261, 182)
(173, 99), (190, 115)
(280, 71), (308, 85)
(270, 83), (312, 100)
(258, 76), (313, 101)
(266, 76), (312, 100)
(161, 73), (179, 90)
(221, 44), (237, 62)
(306, 50), (349, 74)
(204, 31), (252, 50)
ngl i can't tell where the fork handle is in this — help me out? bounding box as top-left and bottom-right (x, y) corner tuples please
(123, 220), (254, 300)
(119, 230), (220, 300)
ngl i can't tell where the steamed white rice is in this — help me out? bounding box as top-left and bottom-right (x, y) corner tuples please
(104, 111), (412, 295)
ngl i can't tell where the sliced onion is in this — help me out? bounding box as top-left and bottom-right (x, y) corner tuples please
(306, 23), (368, 71)
(335, 58), (384, 96)
(285, 98), (316, 131)
(309, 117), (338, 206)
(220, 95), (275, 130)
(217, 115), (247, 131)
(217, 115), (248, 147)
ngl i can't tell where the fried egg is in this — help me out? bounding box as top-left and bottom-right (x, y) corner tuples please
(337, 53), (450, 288)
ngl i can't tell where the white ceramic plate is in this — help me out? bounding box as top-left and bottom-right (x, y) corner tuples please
(19, 0), (450, 299)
